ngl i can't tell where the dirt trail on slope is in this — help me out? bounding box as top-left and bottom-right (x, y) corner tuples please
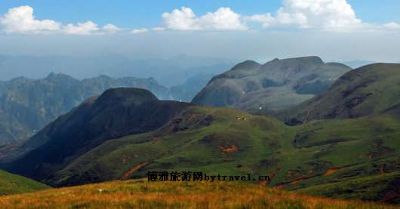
(121, 162), (149, 180)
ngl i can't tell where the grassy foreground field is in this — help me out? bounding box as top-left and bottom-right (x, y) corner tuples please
(0, 180), (397, 209)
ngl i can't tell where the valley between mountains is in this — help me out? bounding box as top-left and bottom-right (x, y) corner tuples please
(0, 56), (399, 207)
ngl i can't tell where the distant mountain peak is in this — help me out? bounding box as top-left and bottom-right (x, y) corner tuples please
(95, 88), (158, 106)
(283, 56), (323, 64)
(45, 72), (75, 81)
(230, 60), (261, 71)
(262, 56), (324, 67)
(9, 76), (31, 82)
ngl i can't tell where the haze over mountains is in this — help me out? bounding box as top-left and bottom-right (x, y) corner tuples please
(193, 56), (351, 113)
(0, 54), (232, 87)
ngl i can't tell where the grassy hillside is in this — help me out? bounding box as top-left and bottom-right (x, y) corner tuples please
(45, 105), (400, 203)
(282, 63), (400, 123)
(0, 180), (396, 209)
(0, 170), (49, 195)
(50, 106), (287, 186)
(274, 115), (400, 203)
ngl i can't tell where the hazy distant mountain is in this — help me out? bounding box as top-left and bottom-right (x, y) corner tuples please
(0, 74), (169, 146)
(169, 73), (215, 102)
(0, 54), (233, 87)
(192, 56), (352, 113)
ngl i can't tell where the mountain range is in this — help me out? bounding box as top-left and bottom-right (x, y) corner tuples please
(0, 54), (232, 87)
(0, 72), (217, 148)
(1, 56), (400, 204)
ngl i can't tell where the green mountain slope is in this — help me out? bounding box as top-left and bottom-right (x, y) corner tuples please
(0, 169), (49, 195)
(281, 63), (400, 123)
(192, 56), (351, 113)
(48, 106), (287, 186)
(278, 115), (400, 203)
(46, 109), (400, 203)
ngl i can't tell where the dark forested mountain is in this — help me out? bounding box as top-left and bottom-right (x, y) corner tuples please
(192, 56), (351, 113)
(4, 88), (190, 180)
(0, 74), (169, 146)
(282, 63), (400, 123)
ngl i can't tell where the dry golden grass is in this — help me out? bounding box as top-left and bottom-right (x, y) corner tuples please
(0, 180), (397, 209)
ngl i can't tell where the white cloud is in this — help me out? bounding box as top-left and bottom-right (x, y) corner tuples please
(102, 24), (121, 33)
(162, 7), (247, 31)
(248, 0), (362, 30)
(63, 21), (99, 35)
(0, 5), (61, 33)
(131, 28), (149, 34)
(0, 5), (120, 35)
(201, 7), (247, 30)
(248, 14), (274, 27)
(162, 7), (199, 30)
(2, 2), (399, 35)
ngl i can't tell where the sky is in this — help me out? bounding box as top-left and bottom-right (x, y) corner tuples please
(0, 0), (399, 63)
(0, 0), (399, 27)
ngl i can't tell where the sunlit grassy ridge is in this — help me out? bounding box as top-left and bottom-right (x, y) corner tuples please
(0, 180), (397, 209)
(0, 170), (49, 195)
